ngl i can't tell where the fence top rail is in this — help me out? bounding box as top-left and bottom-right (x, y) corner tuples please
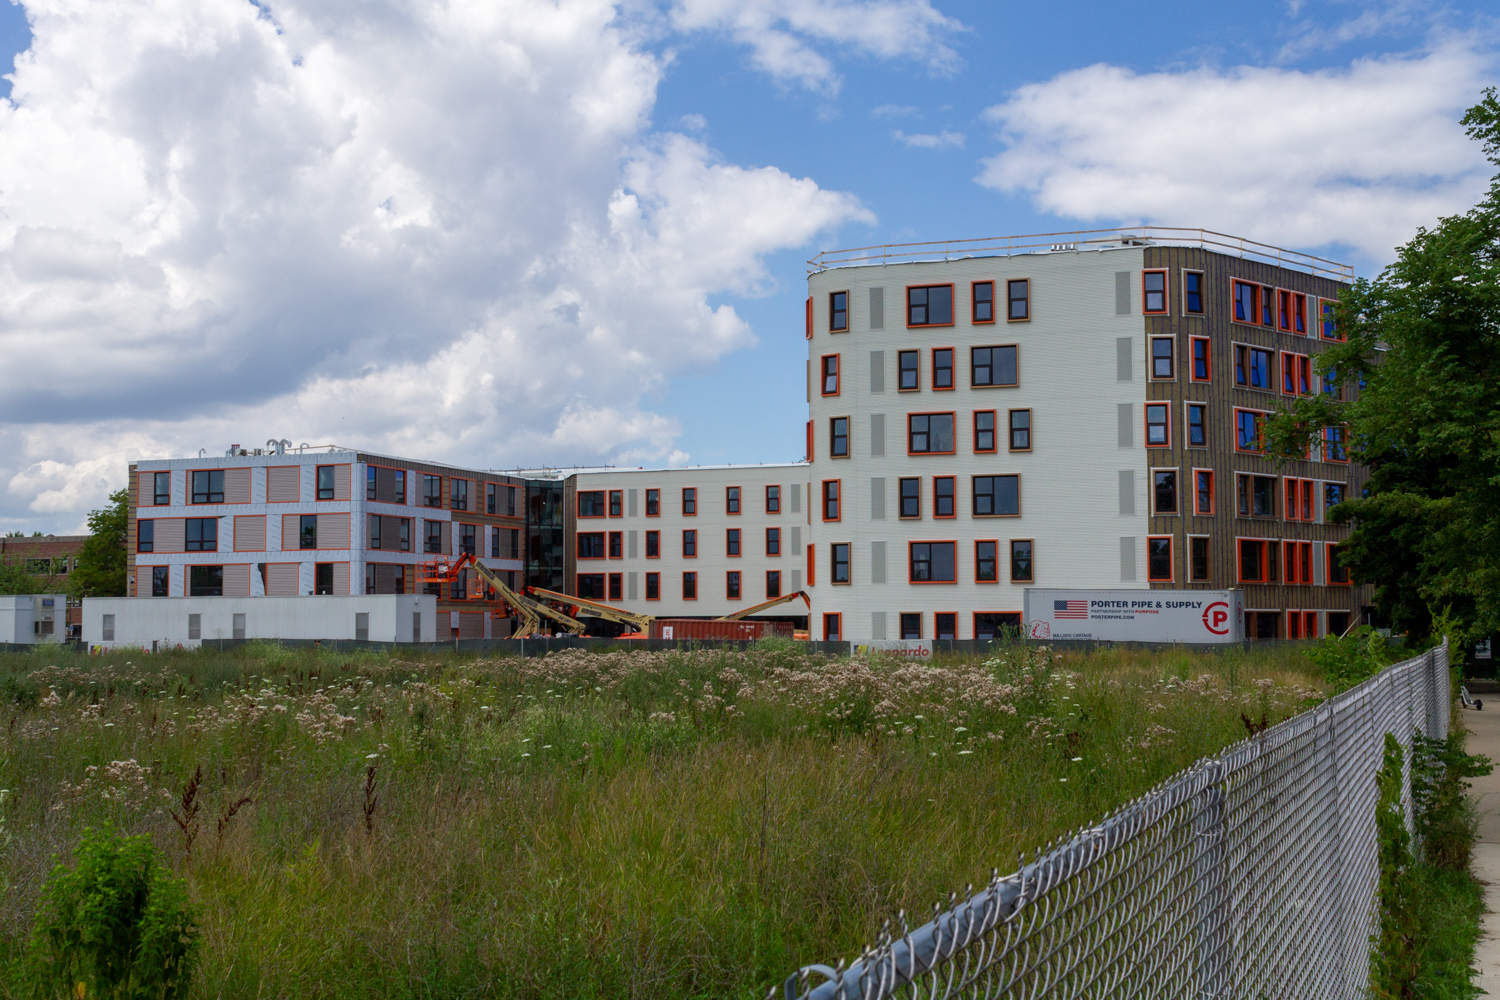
(807, 226), (1355, 282)
(782, 642), (1447, 1000)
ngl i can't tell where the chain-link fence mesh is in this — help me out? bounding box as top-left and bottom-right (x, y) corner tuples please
(779, 643), (1450, 1000)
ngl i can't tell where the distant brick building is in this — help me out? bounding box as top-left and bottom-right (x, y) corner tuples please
(1, 534), (86, 637)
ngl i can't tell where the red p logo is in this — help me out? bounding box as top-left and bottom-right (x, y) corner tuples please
(1202, 602), (1230, 635)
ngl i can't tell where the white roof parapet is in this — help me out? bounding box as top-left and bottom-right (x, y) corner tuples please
(808, 226), (1354, 282)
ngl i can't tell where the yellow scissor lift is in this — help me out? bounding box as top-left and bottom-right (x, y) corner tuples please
(526, 587), (812, 638)
(420, 554), (586, 638)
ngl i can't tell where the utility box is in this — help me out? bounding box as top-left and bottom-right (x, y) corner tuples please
(1023, 589), (1245, 644)
(0, 595), (67, 644)
(649, 619), (792, 640)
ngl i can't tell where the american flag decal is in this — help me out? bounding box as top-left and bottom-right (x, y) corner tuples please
(1054, 600), (1088, 619)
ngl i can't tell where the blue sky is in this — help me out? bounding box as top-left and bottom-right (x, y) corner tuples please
(0, 0), (1493, 531)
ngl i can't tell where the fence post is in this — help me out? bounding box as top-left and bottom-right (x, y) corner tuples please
(1192, 761), (1229, 998)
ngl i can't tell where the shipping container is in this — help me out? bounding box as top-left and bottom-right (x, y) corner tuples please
(1023, 589), (1245, 643)
(648, 618), (793, 640)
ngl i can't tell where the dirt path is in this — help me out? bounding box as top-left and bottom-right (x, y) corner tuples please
(1463, 700), (1500, 993)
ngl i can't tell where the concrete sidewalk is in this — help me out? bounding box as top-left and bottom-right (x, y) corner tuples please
(1463, 702), (1500, 994)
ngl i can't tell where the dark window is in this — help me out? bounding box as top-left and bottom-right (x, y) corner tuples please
(1009, 409), (1031, 451)
(830, 291), (848, 332)
(910, 542), (957, 582)
(976, 540), (997, 582)
(934, 613), (957, 640)
(898, 350), (920, 390)
(822, 480), (840, 520)
(577, 532), (604, 560)
(509, 528), (519, 558)
(1196, 471), (1214, 514)
(400, 520), (411, 552)
(1236, 410), (1264, 452)
(766, 570), (781, 599)
(1143, 270), (1167, 313)
(137, 519), (154, 553)
(1322, 300), (1339, 340)
(726, 486), (741, 513)
(934, 477), (955, 517)
(646, 489), (660, 516)
(315, 562), (336, 595)
(908, 284), (953, 326)
(1191, 537), (1210, 581)
(1185, 272), (1203, 314)
(766, 527), (780, 555)
(294, 514), (316, 550)
(487, 482), (497, 514)
(317, 465), (335, 500)
(153, 472), (171, 506)
(908, 413), (955, 453)
(765, 485), (780, 513)
(830, 418), (848, 457)
(973, 475), (1020, 516)
(1152, 337), (1174, 378)
(646, 531), (659, 558)
(609, 573), (623, 602)
(821, 354), (839, 395)
(424, 520), (443, 553)
(1328, 545), (1350, 584)
(578, 491), (605, 517)
(191, 470), (224, 504)
(972, 281), (994, 322)
(578, 574), (606, 600)
(1234, 281), (1255, 322)
(975, 612), (1022, 640)
(186, 517), (218, 552)
(727, 571), (741, 600)
(682, 572), (697, 600)
(971, 345), (1017, 387)
(1237, 475), (1278, 518)
(1146, 404), (1169, 446)
(1239, 539), (1264, 582)
(1007, 279), (1029, 320)
(831, 543), (850, 583)
(899, 478), (921, 518)
(609, 531), (622, 558)
(933, 348), (954, 389)
(824, 613), (842, 641)
(1188, 404), (1207, 447)
(1148, 537), (1172, 581)
(151, 565), (169, 597)
(1010, 539), (1033, 582)
(1324, 483), (1344, 512)
(646, 572), (660, 600)
(1324, 425), (1347, 461)
(974, 411), (995, 452)
(1234, 346), (1273, 389)
(488, 524), (498, 557)
(459, 523), (475, 556)
(682, 488), (696, 515)
(1154, 470), (1177, 514)
(1192, 338), (1210, 380)
(682, 529), (696, 557)
(507, 485), (517, 516)
(726, 528), (740, 556)
(423, 474), (443, 507)
(189, 565), (223, 597)
(609, 490), (622, 517)
(900, 613), (921, 640)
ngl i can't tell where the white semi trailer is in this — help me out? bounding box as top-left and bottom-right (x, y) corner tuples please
(1023, 589), (1246, 644)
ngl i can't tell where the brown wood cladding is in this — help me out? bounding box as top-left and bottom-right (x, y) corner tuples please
(1142, 247), (1370, 626)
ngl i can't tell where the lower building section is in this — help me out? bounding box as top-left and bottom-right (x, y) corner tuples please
(83, 595), (439, 648)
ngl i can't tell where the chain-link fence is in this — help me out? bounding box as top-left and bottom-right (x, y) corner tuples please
(779, 643), (1450, 1000)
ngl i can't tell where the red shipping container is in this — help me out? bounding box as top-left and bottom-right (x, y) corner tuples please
(648, 619), (792, 640)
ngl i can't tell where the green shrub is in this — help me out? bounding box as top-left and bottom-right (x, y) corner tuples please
(1307, 625), (1394, 691)
(1412, 730), (1493, 873)
(32, 826), (199, 1000)
(1372, 733), (1419, 999)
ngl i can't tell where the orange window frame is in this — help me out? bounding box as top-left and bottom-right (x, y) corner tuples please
(644, 530), (660, 559)
(1144, 402), (1171, 448)
(1142, 269), (1169, 314)
(765, 526), (781, 557)
(608, 531), (623, 559)
(1304, 611), (1319, 638)
(1319, 298), (1342, 341)
(1146, 535), (1174, 582)
(1277, 289), (1292, 332)
(681, 487), (697, 515)
(577, 490), (606, 518)
(804, 296), (812, 340)
(1284, 541), (1300, 584)
(645, 488), (660, 517)
(806, 544), (815, 587)
(906, 283), (956, 329)
(933, 476), (956, 519)
(1193, 468), (1215, 515)
(608, 490), (623, 517)
(1190, 337), (1211, 382)
(821, 479), (841, 522)
(726, 528), (741, 558)
(645, 572), (660, 600)
(973, 410), (998, 453)
(823, 612), (843, 641)
(681, 529), (697, 558)
(682, 571), (697, 600)
(726, 570), (742, 601)
(805, 420), (813, 462)
(1292, 293), (1308, 335)
(608, 573), (623, 602)
(1298, 356), (1311, 396)
(1280, 352), (1298, 395)
(820, 354), (840, 396)
(975, 539), (999, 583)
(576, 532), (606, 560)
(726, 485), (741, 515)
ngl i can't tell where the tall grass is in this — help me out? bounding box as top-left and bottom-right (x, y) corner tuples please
(0, 641), (1322, 998)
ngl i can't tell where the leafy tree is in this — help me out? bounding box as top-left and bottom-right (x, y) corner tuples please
(1265, 88), (1500, 642)
(0, 557), (42, 596)
(72, 487), (130, 598)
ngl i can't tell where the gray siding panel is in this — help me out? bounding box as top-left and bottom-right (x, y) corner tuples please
(265, 562), (300, 596)
(333, 464), (352, 501)
(870, 477), (886, 520)
(791, 569), (802, 591)
(871, 540), (886, 584)
(628, 530), (638, 558)
(869, 287), (884, 330)
(1120, 537), (1137, 582)
(870, 351), (885, 393)
(1119, 471), (1136, 516)
(266, 466), (300, 503)
(224, 468), (251, 504)
(627, 489), (638, 517)
(870, 413), (886, 456)
(1117, 403), (1133, 447)
(790, 483), (801, 514)
(628, 572), (638, 601)
(1116, 337), (1133, 381)
(233, 515), (266, 552)
(790, 526), (802, 555)
(155, 518), (185, 554)
(1115, 271), (1131, 315)
(871, 611), (887, 640)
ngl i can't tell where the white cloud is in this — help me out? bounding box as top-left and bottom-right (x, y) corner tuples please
(0, 0), (876, 531)
(893, 128), (963, 148)
(871, 103), (918, 117)
(668, 0), (964, 92)
(678, 112), (707, 130)
(977, 40), (1495, 262)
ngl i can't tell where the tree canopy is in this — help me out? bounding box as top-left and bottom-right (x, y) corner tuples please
(70, 487), (130, 598)
(1265, 88), (1500, 642)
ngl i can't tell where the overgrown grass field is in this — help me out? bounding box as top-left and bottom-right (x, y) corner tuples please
(0, 641), (1323, 998)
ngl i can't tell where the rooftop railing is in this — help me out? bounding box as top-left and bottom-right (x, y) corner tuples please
(808, 227), (1355, 282)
